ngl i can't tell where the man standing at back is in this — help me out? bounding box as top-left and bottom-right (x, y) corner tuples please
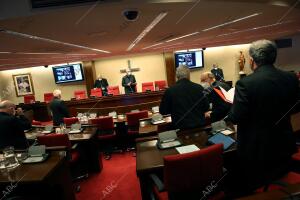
(0, 100), (31, 150)
(160, 65), (209, 130)
(226, 39), (299, 196)
(49, 89), (70, 126)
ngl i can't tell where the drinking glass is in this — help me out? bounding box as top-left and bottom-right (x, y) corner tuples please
(3, 146), (19, 169)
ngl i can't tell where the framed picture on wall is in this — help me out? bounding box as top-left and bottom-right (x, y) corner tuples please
(12, 73), (35, 97)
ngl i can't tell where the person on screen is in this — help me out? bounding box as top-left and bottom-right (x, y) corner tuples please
(49, 89), (70, 126)
(94, 74), (109, 96)
(0, 100), (31, 150)
(224, 39), (299, 198)
(122, 69), (137, 94)
(200, 72), (231, 123)
(159, 65), (209, 130)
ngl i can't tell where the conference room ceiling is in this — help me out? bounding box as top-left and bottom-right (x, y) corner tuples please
(0, 0), (300, 70)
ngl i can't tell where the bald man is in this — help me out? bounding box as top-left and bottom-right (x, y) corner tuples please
(49, 89), (70, 126)
(0, 100), (31, 150)
(200, 72), (232, 122)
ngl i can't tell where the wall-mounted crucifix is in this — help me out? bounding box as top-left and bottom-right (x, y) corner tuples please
(120, 60), (140, 73)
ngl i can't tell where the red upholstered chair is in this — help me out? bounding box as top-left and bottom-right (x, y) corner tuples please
(90, 88), (102, 97)
(64, 117), (79, 126)
(32, 120), (42, 126)
(126, 110), (149, 135)
(90, 117), (118, 159)
(154, 80), (167, 91)
(151, 144), (224, 200)
(37, 134), (80, 165)
(256, 171), (300, 193)
(74, 90), (87, 100)
(107, 86), (120, 96)
(44, 92), (54, 103)
(142, 82), (154, 92)
(37, 134), (86, 191)
(24, 95), (35, 104)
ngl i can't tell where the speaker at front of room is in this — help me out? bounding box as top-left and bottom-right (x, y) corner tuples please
(274, 38), (292, 48)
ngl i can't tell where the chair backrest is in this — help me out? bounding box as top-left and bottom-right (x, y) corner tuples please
(37, 134), (71, 149)
(63, 117), (79, 126)
(32, 120), (42, 126)
(126, 110), (149, 126)
(44, 92), (54, 103)
(90, 116), (114, 130)
(90, 88), (102, 97)
(24, 95), (35, 104)
(154, 80), (167, 90)
(107, 86), (120, 96)
(164, 144), (223, 195)
(142, 82), (154, 92)
(74, 90), (87, 100)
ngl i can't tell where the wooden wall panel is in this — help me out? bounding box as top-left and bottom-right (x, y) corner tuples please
(163, 52), (176, 87)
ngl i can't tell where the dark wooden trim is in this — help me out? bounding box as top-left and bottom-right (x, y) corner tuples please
(163, 52), (176, 87)
(82, 61), (95, 96)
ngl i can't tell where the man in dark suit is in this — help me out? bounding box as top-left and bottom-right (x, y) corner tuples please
(200, 72), (232, 123)
(160, 65), (209, 130)
(122, 69), (137, 94)
(49, 89), (70, 126)
(94, 74), (109, 96)
(211, 64), (224, 81)
(225, 40), (299, 197)
(0, 100), (31, 150)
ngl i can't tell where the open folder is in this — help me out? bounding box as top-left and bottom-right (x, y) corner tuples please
(219, 86), (235, 104)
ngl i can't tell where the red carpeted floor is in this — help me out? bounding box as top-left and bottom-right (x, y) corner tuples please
(76, 152), (142, 200)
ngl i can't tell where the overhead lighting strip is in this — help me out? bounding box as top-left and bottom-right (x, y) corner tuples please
(202, 13), (261, 32)
(127, 12), (168, 51)
(0, 29), (110, 53)
(216, 21), (291, 37)
(165, 31), (199, 42)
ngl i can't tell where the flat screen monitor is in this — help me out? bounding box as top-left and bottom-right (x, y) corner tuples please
(174, 51), (204, 69)
(52, 63), (84, 84)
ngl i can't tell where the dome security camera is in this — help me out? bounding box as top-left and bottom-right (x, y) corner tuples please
(123, 9), (139, 21)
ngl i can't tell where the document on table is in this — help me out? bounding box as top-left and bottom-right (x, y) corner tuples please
(176, 145), (200, 154)
(220, 129), (234, 135)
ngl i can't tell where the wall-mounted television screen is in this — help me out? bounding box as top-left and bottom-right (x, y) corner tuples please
(174, 51), (204, 69)
(52, 63), (84, 84)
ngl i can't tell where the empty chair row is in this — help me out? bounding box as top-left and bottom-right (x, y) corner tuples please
(23, 80), (167, 103)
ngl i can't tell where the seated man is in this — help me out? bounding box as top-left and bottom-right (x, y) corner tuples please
(0, 100), (31, 150)
(159, 65), (209, 130)
(200, 72), (232, 123)
(94, 74), (109, 96)
(49, 89), (70, 126)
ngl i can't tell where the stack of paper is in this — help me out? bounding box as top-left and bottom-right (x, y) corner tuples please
(176, 145), (200, 154)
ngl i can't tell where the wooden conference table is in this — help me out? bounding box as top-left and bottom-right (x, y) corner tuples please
(136, 127), (237, 200)
(0, 151), (75, 200)
(26, 127), (101, 173)
(19, 90), (165, 122)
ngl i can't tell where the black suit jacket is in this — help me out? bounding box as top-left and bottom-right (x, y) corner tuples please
(122, 75), (136, 94)
(228, 65), (299, 166)
(49, 98), (70, 126)
(94, 78), (109, 92)
(159, 78), (209, 130)
(207, 81), (232, 122)
(0, 112), (31, 150)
